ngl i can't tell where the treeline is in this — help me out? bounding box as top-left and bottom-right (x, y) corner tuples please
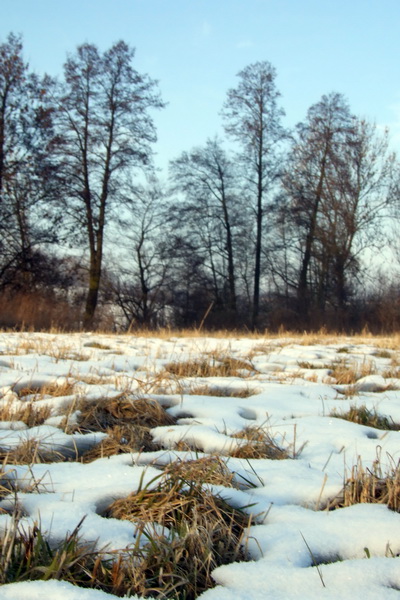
(1, 33), (399, 332)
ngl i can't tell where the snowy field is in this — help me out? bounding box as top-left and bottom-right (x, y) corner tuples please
(1, 331), (400, 599)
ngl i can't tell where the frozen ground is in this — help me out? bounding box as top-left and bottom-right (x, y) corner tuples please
(1, 332), (400, 599)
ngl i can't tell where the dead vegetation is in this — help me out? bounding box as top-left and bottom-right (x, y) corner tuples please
(74, 395), (176, 460)
(330, 405), (400, 431)
(162, 456), (234, 487)
(0, 514), (109, 587)
(1, 330), (400, 597)
(16, 380), (75, 400)
(164, 353), (257, 378)
(329, 358), (376, 385)
(0, 401), (52, 427)
(0, 439), (69, 465)
(185, 383), (256, 398)
(327, 457), (400, 513)
(0, 469), (250, 599)
(231, 425), (289, 460)
(103, 469), (251, 599)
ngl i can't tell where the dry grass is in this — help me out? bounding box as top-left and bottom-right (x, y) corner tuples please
(0, 439), (69, 465)
(0, 336), (89, 362)
(76, 395), (175, 431)
(80, 425), (159, 462)
(16, 380), (75, 400)
(103, 470), (251, 599)
(83, 341), (112, 350)
(0, 514), (113, 587)
(165, 353), (256, 378)
(327, 458), (400, 512)
(329, 358), (376, 385)
(372, 349), (392, 359)
(382, 367), (400, 379)
(231, 426), (289, 460)
(162, 456), (234, 487)
(330, 405), (400, 431)
(185, 384), (256, 398)
(74, 396), (176, 460)
(3, 329), (400, 597)
(0, 401), (52, 427)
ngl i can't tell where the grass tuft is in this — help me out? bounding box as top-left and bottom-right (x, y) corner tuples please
(185, 384), (256, 398)
(327, 458), (400, 512)
(16, 380), (75, 400)
(162, 456), (234, 487)
(104, 470), (250, 599)
(0, 439), (70, 465)
(165, 353), (256, 378)
(0, 401), (52, 427)
(0, 514), (109, 587)
(83, 342), (112, 350)
(231, 425), (289, 460)
(75, 396), (176, 460)
(329, 358), (376, 385)
(330, 405), (400, 431)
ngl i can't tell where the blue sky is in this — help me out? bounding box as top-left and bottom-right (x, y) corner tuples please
(3, 0), (400, 172)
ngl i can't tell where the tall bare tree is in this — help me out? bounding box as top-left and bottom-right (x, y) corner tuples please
(222, 61), (285, 329)
(284, 93), (396, 326)
(55, 41), (164, 328)
(0, 33), (56, 289)
(283, 93), (355, 320)
(170, 138), (242, 320)
(111, 180), (171, 329)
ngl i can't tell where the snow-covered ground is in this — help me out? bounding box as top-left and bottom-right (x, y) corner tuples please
(1, 331), (400, 599)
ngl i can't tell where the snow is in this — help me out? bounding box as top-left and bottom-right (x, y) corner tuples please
(0, 579), (139, 599)
(1, 331), (400, 598)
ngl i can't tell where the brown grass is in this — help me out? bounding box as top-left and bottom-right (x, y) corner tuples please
(329, 358), (376, 385)
(327, 458), (400, 512)
(330, 405), (400, 431)
(16, 380), (75, 400)
(162, 456), (234, 487)
(80, 425), (159, 461)
(164, 353), (256, 378)
(104, 470), (251, 599)
(0, 401), (52, 427)
(76, 396), (175, 431)
(83, 342), (112, 350)
(0, 439), (68, 465)
(185, 384), (256, 398)
(231, 426), (289, 460)
(75, 396), (176, 461)
(382, 366), (400, 379)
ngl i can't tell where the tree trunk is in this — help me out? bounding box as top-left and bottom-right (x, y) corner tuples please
(83, 251), (102, 329)
(297, 151), (328, 323)
(251, 153), (263, 331)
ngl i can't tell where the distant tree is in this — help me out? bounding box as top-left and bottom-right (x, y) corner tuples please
(316, 119), (396, 322)
(222, 61), (285, 329)
(283, 93), (355, 320)
(111, 180), (171, 329)
(0, 33), (56, 289)
(162, 234), (216, 328)
(283, 93), (396, 326)
(170, 138), (242, 321)
(55, 41), (164, 329)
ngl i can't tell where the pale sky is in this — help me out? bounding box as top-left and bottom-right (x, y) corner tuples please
(3, 0), (400, 172)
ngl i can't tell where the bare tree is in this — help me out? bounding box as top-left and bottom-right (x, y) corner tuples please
(222, 61), (285, 329)
(55, 41), (164, 328)
(111, 180), (171, 329)
(283, 93), (396, 326)
(170, 138), (242, 320)
(0, 33), (56, 289)
(316, 119), (396, 322)
(283, 93), (355, 320)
